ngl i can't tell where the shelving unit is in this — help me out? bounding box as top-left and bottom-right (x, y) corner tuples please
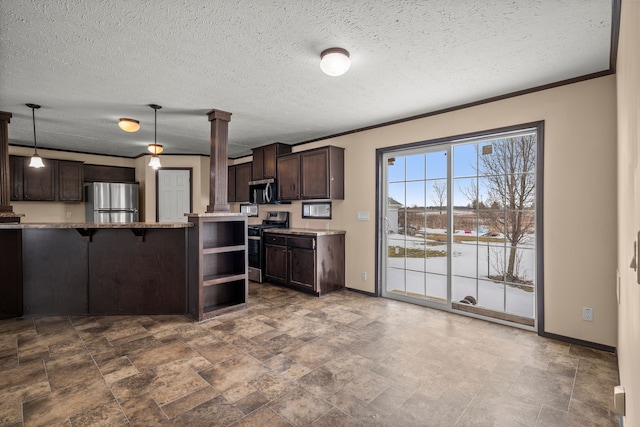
(187, 213), (248, 321)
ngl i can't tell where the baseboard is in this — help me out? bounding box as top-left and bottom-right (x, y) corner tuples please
(540, 331), (616, 353)
(345, 287), (377, 297)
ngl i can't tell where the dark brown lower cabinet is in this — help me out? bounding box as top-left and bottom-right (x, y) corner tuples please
(264, 231), (345, 296)
(88, 228), (187, 315)
(0, 226), (188, 317)
(22, 229), (88, 315)
(264, 238), (287, 283)
(0, 230), (22, 318)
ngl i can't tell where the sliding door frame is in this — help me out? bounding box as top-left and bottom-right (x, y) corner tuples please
(375, 121), (545, 334)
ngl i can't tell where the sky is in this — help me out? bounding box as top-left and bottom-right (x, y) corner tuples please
(387, 137), (536, 209)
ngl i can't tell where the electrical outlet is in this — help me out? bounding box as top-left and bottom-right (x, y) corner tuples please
(65, 211), (72, 219)
(582, 307), (594, 322)
(361, 272), (367, 281)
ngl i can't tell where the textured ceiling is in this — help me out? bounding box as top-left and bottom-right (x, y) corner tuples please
(0, 0), (614, 158)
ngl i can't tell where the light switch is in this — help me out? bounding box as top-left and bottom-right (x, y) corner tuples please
(356, 211), (369, 221)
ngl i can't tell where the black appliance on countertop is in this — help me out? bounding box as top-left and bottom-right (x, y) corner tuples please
(247, 211), (289, 283)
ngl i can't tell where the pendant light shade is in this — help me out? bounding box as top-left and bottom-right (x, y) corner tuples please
(148, 104), (162, 169)
(26, 103), (45, 168)
(118, 118), (140, 132)
(147, 144), (163, 154)
(29, 155), (45, 168)
(320, 47), (351, 76)
(148, 155), (161, 169)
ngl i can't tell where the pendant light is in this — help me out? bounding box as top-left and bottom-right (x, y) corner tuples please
(148, 104), (162, 169)
(26, 103), (44, 168)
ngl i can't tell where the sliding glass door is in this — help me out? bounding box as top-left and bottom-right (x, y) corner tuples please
(380, 125), (540, 328)
(383, 146), (450, 306)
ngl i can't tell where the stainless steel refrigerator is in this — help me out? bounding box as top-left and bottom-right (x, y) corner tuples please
(85, 182), (139, 223)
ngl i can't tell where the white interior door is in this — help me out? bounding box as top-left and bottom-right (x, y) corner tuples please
(157, 169), (191, 222)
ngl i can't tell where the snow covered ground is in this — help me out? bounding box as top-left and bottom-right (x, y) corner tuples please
(385, 230), (535, 319)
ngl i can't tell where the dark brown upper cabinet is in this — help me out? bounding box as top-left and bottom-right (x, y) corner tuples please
(22, 157), (56, 201)
(83, 164), (136, 183)
(276, 146), (344, 201)
(276, 153), (300, 201)
(251, 143), (291, 180)
(9, 155), (23, 201)
(58, 160), (84, 201)
(228, 162), (252, 203)
(10, 156), (84, 202)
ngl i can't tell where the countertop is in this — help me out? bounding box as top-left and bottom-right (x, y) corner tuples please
(185, 212), (248, 218)
(263, 228), (346, 236)
(0, 222), (193, 229)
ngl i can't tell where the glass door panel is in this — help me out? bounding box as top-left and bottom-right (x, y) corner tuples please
(383, 147), (449, 305)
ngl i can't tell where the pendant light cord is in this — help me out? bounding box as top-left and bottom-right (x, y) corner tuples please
(26, 103), (41, 155)
(154, 107), (157, 152)
(31, 106), (38, 154)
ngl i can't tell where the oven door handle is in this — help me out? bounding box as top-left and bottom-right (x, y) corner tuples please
(248, 236), (261, 241)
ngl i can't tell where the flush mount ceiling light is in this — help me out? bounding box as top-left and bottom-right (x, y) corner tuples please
(320, 47), (351, 76)
(118, 118), (140, 132)
(148, 104), (162, 170)
(147, 144), (163, 154)
(26, 103), (44, 168)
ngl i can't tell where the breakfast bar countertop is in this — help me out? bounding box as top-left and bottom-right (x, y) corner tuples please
(0, 221), (193, 229)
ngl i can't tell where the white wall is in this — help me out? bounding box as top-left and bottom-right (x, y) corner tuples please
(616, 1), (640, 425)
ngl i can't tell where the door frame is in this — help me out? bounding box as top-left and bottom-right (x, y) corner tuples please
(375, 121), (545, 334)
(155, 168), (193, 222)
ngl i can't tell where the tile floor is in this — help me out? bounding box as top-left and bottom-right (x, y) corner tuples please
(0, 283), (619, 426)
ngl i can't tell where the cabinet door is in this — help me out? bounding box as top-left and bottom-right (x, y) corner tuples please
(265, 244), (287, 282)
(23, 158), (56, 201)
(252, 147), (264, 180)
(58, 161), (84, 201)
(263, 144), (277, 179)
(300, 149), (329, 199)
(277, 154), (300, 200)
(9, 156), (23, 201)
(234, 163), (252, 202)
(289, 247), (315, 289)
(227, 165), (237, 202)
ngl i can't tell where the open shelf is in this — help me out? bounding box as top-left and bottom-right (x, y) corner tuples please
(202, 244), (245, 255)
(202, 220), (246, 249)
(203, 273), (246, 287)
(188, 215), (248, 321)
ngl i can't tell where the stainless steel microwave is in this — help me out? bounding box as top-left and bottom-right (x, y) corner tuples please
(249, 178), (278, 204)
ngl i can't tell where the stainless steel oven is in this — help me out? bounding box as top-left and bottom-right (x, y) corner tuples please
(247, 211), (289, 283)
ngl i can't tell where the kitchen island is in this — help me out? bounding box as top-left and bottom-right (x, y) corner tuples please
(0, 222), (192, 318)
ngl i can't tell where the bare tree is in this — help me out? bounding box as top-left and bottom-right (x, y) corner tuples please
(459, 136), (536, 283)
(458, 179), (478, 209)
(480, 135), (536, 282)
(430, 180), (447, 214)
